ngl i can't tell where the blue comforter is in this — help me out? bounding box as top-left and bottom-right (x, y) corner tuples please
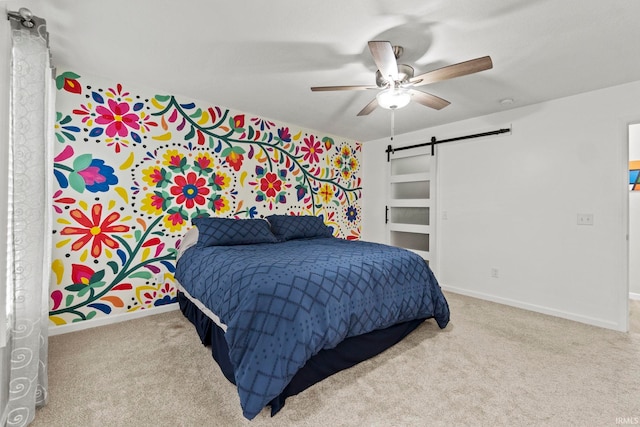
(175, 237), (449, 419)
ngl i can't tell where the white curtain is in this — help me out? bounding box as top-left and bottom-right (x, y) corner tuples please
(4, 10), (54, 427)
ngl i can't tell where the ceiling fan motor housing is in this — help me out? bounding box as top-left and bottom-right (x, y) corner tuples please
(376, 64), (414, 87)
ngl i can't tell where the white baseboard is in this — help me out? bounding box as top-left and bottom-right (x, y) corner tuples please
(48, 303), (179, 336)
(441, 285), (623, 332)
(630, 292), (640, 301)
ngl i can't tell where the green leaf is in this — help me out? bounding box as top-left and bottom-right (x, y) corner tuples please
(86, 311), (97, 320)
(77, 286), (92, 298)
(91, 269), (105, 283)
(64, 284), (86, 292)
(189, 108), (202, 119)
(89, 281), (107, 289)
(72, 153), (93, 171)
(134, 229), (142, 242)
(184, 126), (195, 141)
(107, 261), (119, 274)
(65, 294), (74, 306)
(60, 71), (81, 80)
(68, 172), (86, 193)
(154, 95), (170, 102)
(130, 271), (152, 279)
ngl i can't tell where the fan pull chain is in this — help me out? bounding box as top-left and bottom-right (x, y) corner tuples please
(390, 109), (395, 141)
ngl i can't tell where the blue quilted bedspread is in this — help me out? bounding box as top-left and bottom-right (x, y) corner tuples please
(175, 237), (450, 419)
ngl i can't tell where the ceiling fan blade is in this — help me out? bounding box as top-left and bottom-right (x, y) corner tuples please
(409, 56), (493, 87)
(357, 98), (379, 116)
(311, 85), (378, 92)
(368, 41), (398, 82)
(408, 89), (450, 110)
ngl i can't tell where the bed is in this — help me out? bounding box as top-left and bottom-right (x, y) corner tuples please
(174, 215), (450, 420)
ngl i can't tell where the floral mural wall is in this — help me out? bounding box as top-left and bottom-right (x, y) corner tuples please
(50, 71), (362, 327)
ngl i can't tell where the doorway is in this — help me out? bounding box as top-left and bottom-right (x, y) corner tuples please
(628, 123), (640, 332)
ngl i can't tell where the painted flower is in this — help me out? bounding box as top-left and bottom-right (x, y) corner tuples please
(141, 192), (167, 215)
(333, 144), (359, 181)
(193, 152), (214, 173)
(211, 171), (230, 191)
(95, 99), (140, 138)
(170, 172), (210, 209)
(346, 206), (358, 223)
(162, 149), (187, 170)
(71, 263), (95, 285)
(77, 159), (118, 193)
(55, 71), (82, 94)
(163, 210), (187, 232)
(142, 166), (167, 187)
(55, 113), (80, 143)
(232, 114), (245, 130)
(278, 127), (292, 142)
(260, 172), (282, 198)
(60, 204), (130, 258)
(319, 183), (334, 204)
(223, 151), (244, 172)
(301, 135), (323, 164)
(210, 194), (230, 214)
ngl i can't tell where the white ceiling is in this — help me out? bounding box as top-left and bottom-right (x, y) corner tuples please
(8, 0), (640, 141)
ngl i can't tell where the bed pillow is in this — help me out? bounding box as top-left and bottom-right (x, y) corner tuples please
(266, 214), (334, 241)
(192, 217), (278, 247)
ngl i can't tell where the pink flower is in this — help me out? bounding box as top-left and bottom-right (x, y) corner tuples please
(301, 135), (323, 164)
(95, 99), (140, 138)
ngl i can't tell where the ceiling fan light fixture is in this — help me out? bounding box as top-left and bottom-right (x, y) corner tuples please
(376, 88), (411, 110)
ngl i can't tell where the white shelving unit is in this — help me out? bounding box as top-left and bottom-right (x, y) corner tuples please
(387, 145), (435, 265)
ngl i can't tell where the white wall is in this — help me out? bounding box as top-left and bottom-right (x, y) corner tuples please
(630, 124), (640, 297)
(363, 80), (640, 332)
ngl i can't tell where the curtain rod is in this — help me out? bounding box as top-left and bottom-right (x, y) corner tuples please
(7, 8), (47, 37)
(386, 127), (511, 161)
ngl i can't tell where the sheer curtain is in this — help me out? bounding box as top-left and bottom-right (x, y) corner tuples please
(3, 9), (54, 427)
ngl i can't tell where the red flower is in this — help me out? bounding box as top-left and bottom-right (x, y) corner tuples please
(233, 114), (245, 129)
(170, 172), (210, 209)
(195, 156), (212, 170)
(260, 172), (282, 198)
(60, 204), (130, 258)
(95, 99), (140, 138)
(225, 151), (244, 171)
(301, 135), (323, 164)
(71, 264), (95, 285)
(63, 77), (82, 94)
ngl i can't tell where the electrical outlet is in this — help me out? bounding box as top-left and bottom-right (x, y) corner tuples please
(490, 268), (499, 278)
(577, 213), (594, 226)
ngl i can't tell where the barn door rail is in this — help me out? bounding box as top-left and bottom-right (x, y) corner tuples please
(385, 127), (511, 161)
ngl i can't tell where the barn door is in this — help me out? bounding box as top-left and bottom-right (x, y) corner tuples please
(386, 145), (436, 266)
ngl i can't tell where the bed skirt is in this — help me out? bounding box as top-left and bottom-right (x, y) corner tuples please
(177, 291), (425, 416)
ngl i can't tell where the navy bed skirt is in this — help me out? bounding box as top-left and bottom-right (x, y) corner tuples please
(177, 291), (425, 416)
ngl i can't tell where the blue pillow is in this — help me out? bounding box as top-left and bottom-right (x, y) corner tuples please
(266, 215), (333, 241)
(193, 217), (278, 247)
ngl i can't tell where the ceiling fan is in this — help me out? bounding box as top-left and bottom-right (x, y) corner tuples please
(311, 41), (493, 116)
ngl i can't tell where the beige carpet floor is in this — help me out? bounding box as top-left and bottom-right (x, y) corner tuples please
(32, 293), (640, 427)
